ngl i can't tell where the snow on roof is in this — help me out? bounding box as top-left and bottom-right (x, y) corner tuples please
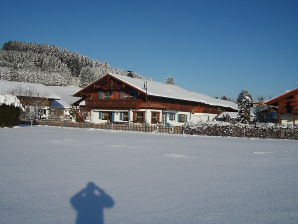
(0, 94), (24, 110)
(50, 99), (69, 109)
(0, 80), (60, 99)
(109, 73), (238, 110)
(47, 86), (81, 109)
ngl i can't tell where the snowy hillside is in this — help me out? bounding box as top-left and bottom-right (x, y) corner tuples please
(1, 126), (298, 224)
(0, 41), (144, 87)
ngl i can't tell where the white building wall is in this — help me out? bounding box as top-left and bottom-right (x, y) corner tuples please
(190, 113), (218, 122)
(280, 114), (296, 125)
(163, 112), (219, 126)
(163, 111), (191, 126)
(90, 109), (131, 124)
(90, 109), (164, 125)
(90, 108), (219, 126)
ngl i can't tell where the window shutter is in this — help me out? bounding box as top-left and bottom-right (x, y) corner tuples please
(173, 113), (176, 121)
(185, 115), (188, 121)
(98, 112), (102, 119)
(111, 112), (114, 122)
(99, 92), (103, 99)
(120, 112), (123, 120)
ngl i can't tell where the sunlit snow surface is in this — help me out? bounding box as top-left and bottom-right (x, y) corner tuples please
(0, 126), (298, 224)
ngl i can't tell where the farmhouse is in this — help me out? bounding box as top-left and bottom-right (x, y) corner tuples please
(266, 87), (298, 124)
(73, 73), (237, 126)
(0, 80), (60, 119)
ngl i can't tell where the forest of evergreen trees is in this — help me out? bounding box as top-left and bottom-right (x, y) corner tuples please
(0, 41), (143, 86)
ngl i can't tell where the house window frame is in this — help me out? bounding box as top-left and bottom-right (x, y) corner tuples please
(134, 111), (145, 123)
(151, 112), (160, 124)
(178, 114), (187, 122)
(120, 112), (129, 121)
(99, 111), (110, 120)
(169, 113), (175, 121)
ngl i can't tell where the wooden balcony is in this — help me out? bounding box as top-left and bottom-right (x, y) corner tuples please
(85, 98), (221, 113)
(85, 99), (144, 109)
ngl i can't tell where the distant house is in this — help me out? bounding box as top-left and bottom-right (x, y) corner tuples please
(266, 88), (298, 124)
(47, 86), (81, 120)
(73, 73), (238, 126)
(0, 80), (60, 119)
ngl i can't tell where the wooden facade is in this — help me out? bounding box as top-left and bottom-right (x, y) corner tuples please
(75, 75), (232, 112)
(266, 88), (298, 124)
(73, 74), (237, 124)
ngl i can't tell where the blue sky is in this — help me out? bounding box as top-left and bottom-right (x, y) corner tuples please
(1, 0), (297, 100)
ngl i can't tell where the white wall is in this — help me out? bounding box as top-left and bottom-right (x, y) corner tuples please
(90, 109), (164, 125)
(90, 109), (130, 124)
(280, 114), (296, 125)
(90, 109), (219, 126)
(163, 112), (219, 126)
(190, 113), (218, 122)
(163, 111), (191, 126)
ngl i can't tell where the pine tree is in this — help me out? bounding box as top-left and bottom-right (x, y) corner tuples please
(237, 90), (252, 124)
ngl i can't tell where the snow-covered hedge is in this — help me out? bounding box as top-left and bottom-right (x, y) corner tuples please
(0, 95), (24, 127)
(184, 121), (298, 140)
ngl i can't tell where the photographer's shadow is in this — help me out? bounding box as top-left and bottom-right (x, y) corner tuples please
(70, 182), (114, 224)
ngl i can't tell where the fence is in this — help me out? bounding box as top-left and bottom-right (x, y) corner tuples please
(20, 119), (183, 134)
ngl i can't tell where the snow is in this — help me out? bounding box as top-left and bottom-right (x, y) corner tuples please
(0, 94), (24, 110)
(79, 73), (238, 110)
(1, 126), (298, 224)
(0, 80), (60, 99)
(47, 86), (81, 109)
(216, 111), (238, 119)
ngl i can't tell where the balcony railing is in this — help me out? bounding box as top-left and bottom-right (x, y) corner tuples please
(85, 99), (144, 109)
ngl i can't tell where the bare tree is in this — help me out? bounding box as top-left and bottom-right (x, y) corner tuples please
(7, 86), (50, 120)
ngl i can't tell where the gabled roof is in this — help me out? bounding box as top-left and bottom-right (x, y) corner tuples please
(0, 80), (60, 100)
(266, 88), (298, 105)
(74, 73), (238, 110)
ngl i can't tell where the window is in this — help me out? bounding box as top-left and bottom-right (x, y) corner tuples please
(151, 112), (160, 124)
(99, 91), (103, 99)
(99, 112), (109, 120)
(129, 91), (137, 99)
(286, 103), (293, 113)
(119, 91), (125, 99)
(120, 112), (129, 121)
(135, 112), (145, 123)
(104, 92), (111, 99)
(178, 114), (187, 122)
(169, 113), (175, 121)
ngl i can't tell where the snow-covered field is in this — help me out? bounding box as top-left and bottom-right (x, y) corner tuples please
(1, 126), (298, 224)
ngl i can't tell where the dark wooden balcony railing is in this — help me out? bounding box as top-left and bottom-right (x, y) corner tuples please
(85, 99), (144, 109)
(85, 98), (221, 113)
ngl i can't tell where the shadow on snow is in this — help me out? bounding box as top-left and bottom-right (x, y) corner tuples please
(71, 182), (114, 224)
